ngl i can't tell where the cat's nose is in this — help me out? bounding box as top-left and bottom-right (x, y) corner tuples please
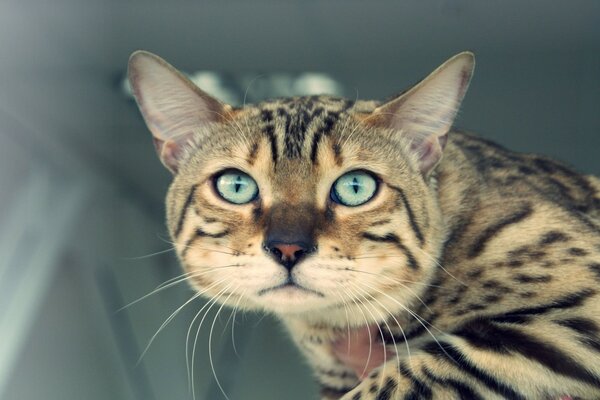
(263, 241), (314, 271)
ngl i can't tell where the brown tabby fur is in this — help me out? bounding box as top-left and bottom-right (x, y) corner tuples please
(129, 51), (600, 399)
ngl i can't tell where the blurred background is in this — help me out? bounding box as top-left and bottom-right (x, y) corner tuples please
(0, 1), (598, 399)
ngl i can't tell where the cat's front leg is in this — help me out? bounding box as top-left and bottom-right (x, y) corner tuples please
(283, 318), (360, 399)
(338, 354), (459, 400)
(339, 325), (599, 400)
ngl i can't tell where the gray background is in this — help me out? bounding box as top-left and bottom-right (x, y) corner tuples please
(0, 1), (598, 399)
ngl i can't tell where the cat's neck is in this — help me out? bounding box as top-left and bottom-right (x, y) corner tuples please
(435, 133), (484, 240)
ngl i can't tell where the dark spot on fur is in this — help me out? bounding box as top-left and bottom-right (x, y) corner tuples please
(513, 291), (538, 301)
(508, 260), (524, 268)
(483, 294), (502, 303)
(447, 294), (463, 305)
(497, 286), (513, 294)
(529, 251), (546, 260)
(468, 303), (488, 311)
(518, 166), (535, 175)
(589, 263), (600, 280)
(508, 246), (530, 257)
(466, 268), (484, 278)
(541, 260), (555, 268)
(482, 280), (500, 289)
(370, 219), (392, 227)
(568, 247), (588, 257)
(539, 231), (569, 245)
(513, 274), (552, 283)
(503, 175), (520, 185)
(508, 246), (546, 261)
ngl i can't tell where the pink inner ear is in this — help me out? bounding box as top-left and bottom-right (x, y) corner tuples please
(412, 135), (445, 175)
(153, 137), (183, 173)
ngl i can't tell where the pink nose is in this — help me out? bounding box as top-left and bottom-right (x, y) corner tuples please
(272, 243), (304, 261)
(263, 240), (314, 271)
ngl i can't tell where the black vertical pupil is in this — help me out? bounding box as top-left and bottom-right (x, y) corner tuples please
(351, 177), (360, 193)
(234, 175), (243, 192)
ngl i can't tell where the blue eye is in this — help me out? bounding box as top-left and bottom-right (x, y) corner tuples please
(215, 170), (259, 204)
(331, 171), (378, 207)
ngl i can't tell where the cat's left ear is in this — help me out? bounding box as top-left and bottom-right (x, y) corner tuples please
(128, 51), (234, 173)
(371, 52), (475, 176)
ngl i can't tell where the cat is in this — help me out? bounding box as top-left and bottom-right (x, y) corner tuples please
(128, 50), (600, 399)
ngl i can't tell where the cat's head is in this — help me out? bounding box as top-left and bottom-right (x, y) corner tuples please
(128, 51), (473, 325)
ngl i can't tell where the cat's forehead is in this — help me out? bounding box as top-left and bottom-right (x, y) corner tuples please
(238, 96), (379, 164)
(180, 95), (400, 184)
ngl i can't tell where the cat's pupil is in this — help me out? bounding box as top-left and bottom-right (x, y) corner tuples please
(352, 177), (360, 193)
(234, 176), (243, 193)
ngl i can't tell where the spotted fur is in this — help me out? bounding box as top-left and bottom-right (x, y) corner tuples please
(129, 50), (600, 399)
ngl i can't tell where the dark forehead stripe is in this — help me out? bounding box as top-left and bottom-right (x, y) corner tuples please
(260, 109), (278, 165)
(260, 96), (347, 162)
(246, 141), (259, 165)
(310, 110), (341, 163)
(281, 101), (327, 158)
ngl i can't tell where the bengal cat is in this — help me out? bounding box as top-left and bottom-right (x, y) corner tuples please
(128, 50), (600, 399)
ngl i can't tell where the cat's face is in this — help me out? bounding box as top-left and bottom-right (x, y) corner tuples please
(128, 51), (474, 324)
(166, 99), (439, 317)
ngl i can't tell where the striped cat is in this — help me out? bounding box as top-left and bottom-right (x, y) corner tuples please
(128, 50), (600, 399)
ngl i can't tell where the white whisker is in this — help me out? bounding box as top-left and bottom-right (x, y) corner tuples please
(189, 284), (232, 399)
(358, 280), (454, 368)
(229, 290), (246, 358)
(343, 285), (374, 379)
(413, 246), (468, 287)
(344, 267), (434, 312)
(208, 287), (238, 400)
(351, 282), (408, 373)
(349, 283), (387, 390)
(117, 265), (240, 312)
(123, 247), (176, 260)
(137, 292), (202, 365)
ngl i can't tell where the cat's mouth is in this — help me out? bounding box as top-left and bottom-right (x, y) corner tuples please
(257, 277), (324, 298)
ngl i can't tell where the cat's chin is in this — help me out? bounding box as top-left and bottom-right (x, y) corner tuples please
(253, 284), (333, 315)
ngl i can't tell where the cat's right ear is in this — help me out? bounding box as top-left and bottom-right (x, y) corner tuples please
(368, 52), (475, 176)
(128, 51), (233, 173)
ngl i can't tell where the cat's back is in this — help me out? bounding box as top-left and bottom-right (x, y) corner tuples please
(443, 131), (600, 223)
(423, 132), (600, 329)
